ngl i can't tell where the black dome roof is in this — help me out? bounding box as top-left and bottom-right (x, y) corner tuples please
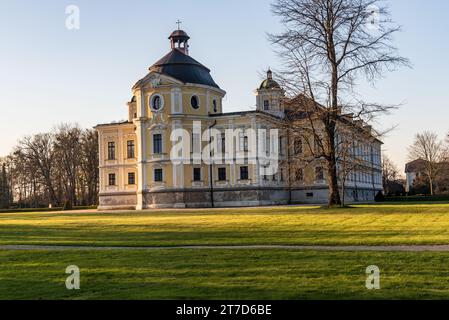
(259, 78), (281, 90)
(169, 30), (190, 40)
(149, 49), (220, 88)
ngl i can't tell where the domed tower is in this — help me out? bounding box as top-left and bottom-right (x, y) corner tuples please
(169, 29), (190, 55)
(148, 29), (220, 89)
(132, 28), (224, 119)
(256, 69), (285, 118)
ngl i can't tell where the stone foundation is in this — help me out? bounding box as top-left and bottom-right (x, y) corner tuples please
(141, 187), (290, 209)
(98, 187), (380, 210)
(98, 192), (137, 210)
(291, 187), (379, 204)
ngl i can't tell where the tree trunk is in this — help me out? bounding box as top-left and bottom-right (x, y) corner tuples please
(325, 122), (342, 207)
(429, 176), (434, 196)
(429, 164), (434, 196)
(327, 154), (342, 207)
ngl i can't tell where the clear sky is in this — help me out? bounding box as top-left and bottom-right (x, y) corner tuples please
(1, 0), (448, 173)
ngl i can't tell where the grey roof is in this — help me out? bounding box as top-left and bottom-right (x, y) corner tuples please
(94, 121), (133, 129)
(149, 49), (220, 88)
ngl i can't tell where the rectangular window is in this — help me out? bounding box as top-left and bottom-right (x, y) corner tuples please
(315, 167), (324, 181)
(279, 137), (284, 156)
(218, 167), (227, 181)
(192, 133), (201, 154)
(294, 138), (302, 155)
(266, 135), (271, 155)
(244, 136), (249, 152)
(108, 142), (115, 160)
(296, 168), (304, 181)
(153, 134), (162, 154)
(128, 172), (135, 185)
(193, 168), (202, 182)
(240, 166), (249, 180)
(154, 169), (163, 182)
(108, 173), (116, 186)
(238, 132), (248, 152)
(264, 100), (269, 111)
(280, 169), (284, 182)
(127, 140), (135, 159)
(221, 133), (226, 154)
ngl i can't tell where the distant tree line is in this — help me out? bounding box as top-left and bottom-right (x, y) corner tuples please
(0, 124), (98, 209)
(407, 131), (449, 196)
(381, 154), (405, 196)
(0, 162), (12, 208)
(380, 131), (449, 197)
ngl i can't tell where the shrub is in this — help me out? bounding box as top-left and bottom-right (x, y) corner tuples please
(383, 195), (449, 202)
(375, 191), (385, 202)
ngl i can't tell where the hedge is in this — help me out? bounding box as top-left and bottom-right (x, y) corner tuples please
(383, 195), (449, 202)
(0, 206), (97, 213)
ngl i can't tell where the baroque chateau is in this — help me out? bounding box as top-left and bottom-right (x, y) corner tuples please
(96, 29), (383, 210)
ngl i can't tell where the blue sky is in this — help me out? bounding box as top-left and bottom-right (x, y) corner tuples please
(1, 0), (448, 172)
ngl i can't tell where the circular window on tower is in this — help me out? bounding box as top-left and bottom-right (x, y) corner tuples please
(191, 95), (200, 110)
(150, 94), (164, 112)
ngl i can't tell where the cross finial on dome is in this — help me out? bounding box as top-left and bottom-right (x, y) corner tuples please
(176, 20), (182, 30)
(267, 68), (273, 80)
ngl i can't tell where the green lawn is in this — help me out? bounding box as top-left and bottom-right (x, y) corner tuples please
(2, 249), (449, 300)
(1, 203), (449, 247)
(2, 203), (449, 300)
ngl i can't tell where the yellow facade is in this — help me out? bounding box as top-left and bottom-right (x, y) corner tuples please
(95, 29), (383, 210)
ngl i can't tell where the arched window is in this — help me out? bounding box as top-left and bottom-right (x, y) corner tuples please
(263, 100), (270, 111)
(191, 95), (200, 110)
(213, 99), (218, 113)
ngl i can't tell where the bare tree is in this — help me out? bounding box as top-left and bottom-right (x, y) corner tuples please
(270, 0), (409, 206)
(80, 129), (99, 206)
(382, 154), (399, 195)
(15, 133), (58, 205)
(54, 124), (82, 206)
(5, 124), (100, 208)
(408, 131), (443, 196)
(442, 132), (449, 162)
(0, 159), (11, 208)
(337, 132), (358, 207)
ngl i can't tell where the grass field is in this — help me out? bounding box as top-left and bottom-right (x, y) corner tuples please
(2, 203), (449, 300)
(1, 203), (449, 247)
(2, 249), (449, 300)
